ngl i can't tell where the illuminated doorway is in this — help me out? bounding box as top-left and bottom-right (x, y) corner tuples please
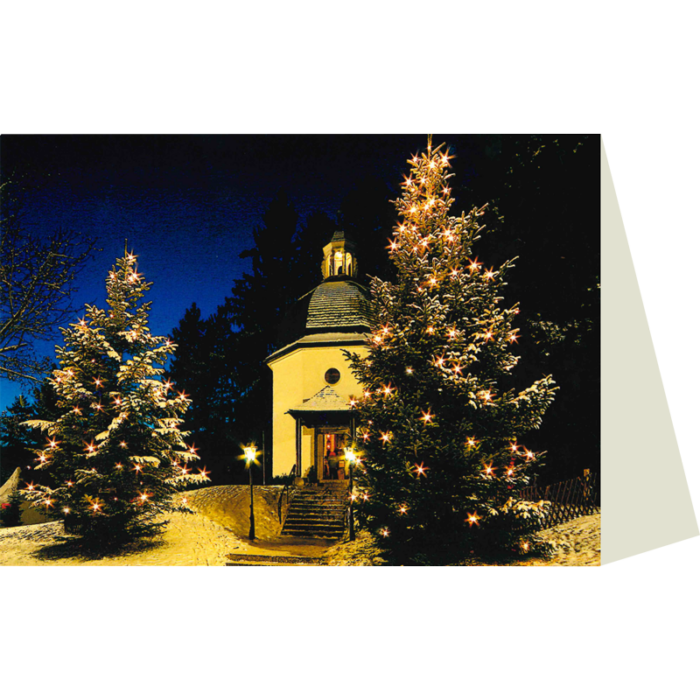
(315, 428), (351, 481)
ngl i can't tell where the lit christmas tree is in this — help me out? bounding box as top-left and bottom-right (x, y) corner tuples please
(346, 140), (558, 557)
(24, 250), (209, 544)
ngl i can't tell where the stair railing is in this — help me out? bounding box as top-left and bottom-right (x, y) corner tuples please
(278, 466), (297, 524)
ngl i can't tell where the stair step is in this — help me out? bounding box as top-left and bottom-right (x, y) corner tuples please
(226, 553), (322, 566)
(280, 486), (349, 540)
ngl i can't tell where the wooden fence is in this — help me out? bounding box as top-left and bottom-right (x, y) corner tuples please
(518, 472), (600, 530)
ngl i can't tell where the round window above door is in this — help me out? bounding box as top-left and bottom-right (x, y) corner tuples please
(324, 368), (340, 384)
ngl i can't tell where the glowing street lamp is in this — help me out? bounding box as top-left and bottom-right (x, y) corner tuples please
(344, 447), (357, 541)
(243, 444), (258, 540)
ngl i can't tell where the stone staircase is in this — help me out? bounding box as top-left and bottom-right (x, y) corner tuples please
(281, 482), (349, 539)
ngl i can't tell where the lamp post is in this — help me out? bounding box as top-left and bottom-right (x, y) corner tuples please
(244, 445), (257, 541)
(344, 447), (356, 541)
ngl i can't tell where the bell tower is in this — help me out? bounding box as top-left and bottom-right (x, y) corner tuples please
(321, 231), (357, 279)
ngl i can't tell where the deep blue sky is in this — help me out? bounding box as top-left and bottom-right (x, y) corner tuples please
(1, 134), (456, 410)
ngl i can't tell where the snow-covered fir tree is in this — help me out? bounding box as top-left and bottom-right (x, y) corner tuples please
(24, 250), (209, 544)
(346, 140), (558, 556)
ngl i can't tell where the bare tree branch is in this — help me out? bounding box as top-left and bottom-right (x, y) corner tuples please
(0, 179), (98, 383)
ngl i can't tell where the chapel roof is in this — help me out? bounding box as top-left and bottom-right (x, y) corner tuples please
(267, 230), (372, 362)
(304, 280), (371, 332)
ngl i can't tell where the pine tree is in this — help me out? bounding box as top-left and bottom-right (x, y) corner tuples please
(23, 250), (209, 545)
(346, 140), (558, 558)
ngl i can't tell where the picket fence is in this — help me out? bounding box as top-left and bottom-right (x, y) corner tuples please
(518, 472), (600, 530)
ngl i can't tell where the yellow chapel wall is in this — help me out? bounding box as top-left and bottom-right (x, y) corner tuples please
(268, 344), (368, 477)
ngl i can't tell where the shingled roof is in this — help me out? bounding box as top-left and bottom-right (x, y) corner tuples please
(304, 280), (371, 332)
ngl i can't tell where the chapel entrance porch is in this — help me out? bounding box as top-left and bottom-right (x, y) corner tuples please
(289, 411), (356, 484)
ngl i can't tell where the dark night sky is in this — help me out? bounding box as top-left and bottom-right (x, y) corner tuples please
(0, 133), (600, 410)
(1, 134), (484, 410)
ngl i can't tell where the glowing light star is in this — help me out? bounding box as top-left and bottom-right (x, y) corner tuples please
(389, 241), (399, 251)
(508, 333), (519, 344)
(178, 391), (188, 400)
(164, 380), (173, 391)
(380, 432), (391, 444)
(525, 451), (535, 461)
(94, 377), (103, 387)
(413, 462), (428, 477)
(361, 432), (370, 442)
(453, 365), (462, 375)
(484, 330), (493, 340)
(120, 441), (127, 448)
(115, 463), (123, 469)
(510, 443), (519, 453)
(521, 541), (530, 553)
(73, 406), (81, 415)
(410, 206), (417, 214)
(96, 403), (103, 412)
(405, 367), (413, 375)
(482, 391), (492, 403)
(363, 390), (371, 398)
(26, 483), (35, 491)
(448, 329), (457, 338)
(484, 268), (495, 280)
(399, 505), (408, 515)
(466, 437), (478, 449)
(420, 410), (432, 424)
(362, 493), (369, 501)
(382, 384), (393, 396)
(373, 335), (383, 344)
(38, 454), (47, 463)
(113, 396), (122, 405)
(506, 468), (514, 477)
(466, 512), (481, 527)
(63, 507), (70, 514)
(43, 499), (52, 508)
(381, 528), (390, 537)
(350, 493), (357, 501)
(198, 467), (210, 479)
(450, 268), (459, 277)
(483, 463), (494, 476)
(139, 493), (149, 502)
(435, 356), (445, 367)
(181, 497), (189, 506)
(188, 444), (198, 455)
(429, 277), (437, 286)
(133, 465), (142, 472)
(427, 326), (435, 334)
(48, 440), (58, 448)
(469, 258), (480, 271)
(349, 399), (357, 407)
(66, 481), (74, 486)
(92, 503), (101, 512)
(85, 443), (96, 454)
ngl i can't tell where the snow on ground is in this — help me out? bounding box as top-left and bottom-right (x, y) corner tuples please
(0, 483), (599, 566)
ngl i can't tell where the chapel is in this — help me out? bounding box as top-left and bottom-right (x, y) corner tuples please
(266, 231), (371, 482)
